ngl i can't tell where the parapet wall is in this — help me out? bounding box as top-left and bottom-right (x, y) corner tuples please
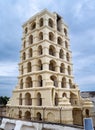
(0, 118), (83, 130)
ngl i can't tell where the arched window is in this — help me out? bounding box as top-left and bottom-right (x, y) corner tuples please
(66, 52), (70, 61)
(38, 45), (43, 55)
(31, 22), (36, 30)
(28, 48), (32, 58)
(37, 93), (42, 106)
(20, 79), (23, 89)
(55, 93), (58, 106)
(26, 77), (32, 88)
(24, 111), (31, 120)
(61, 77), (66, 88)
(59, 49), (64, 59)
(38, 60), (43, 70)
(68, 66), (71, 75)
(65, 41), (68, 49)
(48, 18), (53, 28)
(39, 32), (43, 40)
(64, 28), (67, 36)
(49, 32), (54, 41)
(19, 93), (22, 105)
(27, 62), (31, 72)
(29, 35), (33, 44)
(69, 79), (72, 88)
(39, 18), (44, 27)
(49, 60), (56, 71)
(38, 75), (43, 87)
(60, 63), (65, 73)
(37, 112), (42, 120)
(50, 75), (58, 87)
(22, 52), (26, 60)
(49, 45), (56, 56)
(57, 37), (62, 45)
(25, 93), (32, 105)
(25, 27), (28, 34)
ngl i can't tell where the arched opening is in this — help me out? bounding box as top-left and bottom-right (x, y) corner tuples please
(29, 35), (33, 44)
(50, 75), (58, 87)
(64, 28), (67, 36)
(66, 52), (70, 61)
(57, 37), (62, 45)
(65, 41), (68, 49)
(25, 27), (28, 34)
(62, 93), (67, 97)
(60, 63), (65, 73)
(31, 22), (36, 30)
(27, 62), (32, 72)
(38, 60), (43, 70)
(38, 45), (43, 55)
(19, 110), (22, 118)
(48, 18), (53, 28)
(37, 112), (42, 121)
(69, 79), (72, 88)
(26, 77), (32, 88)
(47, 112), (55, 122)
(22, 52), (26, 60)
(19, 93), (22, 105)
(20, 79), (23, 89)
(85, 109), (89, 117)
(23, 41), (26, 48)
(38, 75), (43, 87)
(61, 77), (66, 88)
(21, 65), (23, 75)
(25, 93), (32, 105)
(73, 108), (83, 125)
(68, 66), (71, 75)
(49, 32), (54, 41)
(24, 111), (31, 120)
(49, 60), (56, 71)
(70, 93), (78, 105)
(39, 32), (43, 40)
(59, 49), (64, 59)
(49, 45), (56, 56)
(28, 48), (32, 58)
(55, 93), (58, 106)
(39, 18), (44, 27)
(37, 93), (42, 106)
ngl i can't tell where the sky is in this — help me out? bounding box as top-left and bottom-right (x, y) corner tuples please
(0, 0), (95, 97)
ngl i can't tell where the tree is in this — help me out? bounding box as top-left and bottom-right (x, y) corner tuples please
(0, 96), (9, 105)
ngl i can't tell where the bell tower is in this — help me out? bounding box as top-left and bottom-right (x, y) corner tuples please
(7, 9), (93, 125)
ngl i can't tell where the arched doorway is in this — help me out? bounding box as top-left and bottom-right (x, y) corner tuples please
(73, 108), (83, 125)
(37, 112), (42, 121)
(24, 111), (31, 120)
(19, 110), (22, 118)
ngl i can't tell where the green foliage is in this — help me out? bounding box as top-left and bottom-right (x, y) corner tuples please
(0, 96), (10, 105)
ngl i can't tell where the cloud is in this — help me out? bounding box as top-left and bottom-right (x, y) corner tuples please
(0, 76), (17, 96)
(0, 0), (95, 96)
(0, 62), (18, 76)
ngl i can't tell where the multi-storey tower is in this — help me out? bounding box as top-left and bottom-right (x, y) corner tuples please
(6, 9), (93, 125)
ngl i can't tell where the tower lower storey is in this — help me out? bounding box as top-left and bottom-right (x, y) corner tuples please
(6, 106), (74, 124)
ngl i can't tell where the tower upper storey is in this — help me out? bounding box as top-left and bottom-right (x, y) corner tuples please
(22, 9), (68, 36)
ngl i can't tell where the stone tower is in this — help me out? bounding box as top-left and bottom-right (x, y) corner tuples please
(6, 9), (93, 125)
